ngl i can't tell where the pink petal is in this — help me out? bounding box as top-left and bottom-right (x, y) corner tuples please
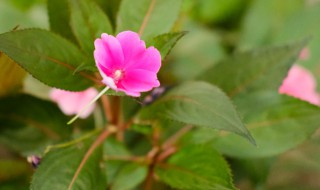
(116, 31), (146, 64)
(126, 46), (161, 73)
(94, 33), (124, 70)
(121, 69), (160, 92)
(279, 65), (320, 105)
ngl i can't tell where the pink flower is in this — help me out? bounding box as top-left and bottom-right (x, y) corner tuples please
(94, 31), (161, 97)
(50, 88), (98, 118)
(279, 65), (320, 105)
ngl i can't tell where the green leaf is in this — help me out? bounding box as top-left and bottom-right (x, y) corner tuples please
(0, 94), (71, 155)
(156, 144), (235, 190)
(198, 40), (307, 97)
(147, 32), (186, 59)
(0, 52), (26, 97)
(30, 138), (106, 190)
(214, 92), (320, 158)
(0, 29), (93, 91)
(94, 0), (122, 27)
(117, 0), (182, 40)
(111, 163), (147, 190)
(0, 159), (30, 182)
(47, 0), (77, 43)
(137, 81), (255, 144)
(69, 0), (113, 56)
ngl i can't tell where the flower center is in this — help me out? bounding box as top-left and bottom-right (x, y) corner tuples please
(113, 69), (124, 81)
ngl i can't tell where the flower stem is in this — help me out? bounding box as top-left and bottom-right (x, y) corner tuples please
(67, 86), (110, 125)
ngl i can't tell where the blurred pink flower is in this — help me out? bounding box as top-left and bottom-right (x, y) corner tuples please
(50, 88), (98, 118)
(94, 31), (161, 97)
(279, 65), (320, 105)
(299, 48), (310, 60)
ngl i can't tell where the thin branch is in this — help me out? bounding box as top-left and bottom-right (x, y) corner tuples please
(162, 125), (193, 149)
(67, 127), (116, 190)
(101, 95), (112, 122)
(138, 0), (156, 36)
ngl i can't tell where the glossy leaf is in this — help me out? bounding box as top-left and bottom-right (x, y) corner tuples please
(47, 0), (77, 43)
(147, 32), (186, 59)
(0, 94), (71, 155)
(198, 40), (307, 97)
(156, 144), (235, 190)
(0, 29), (93, 91)
(69, 0), (112, 55)
(137, 81), (255, 144)
(214, 92), (320, 158)
(30, 138), (106, 190)
(111, 163), (147, 190)
(0, 52), (26, 97)
(117, 0), (182, 40)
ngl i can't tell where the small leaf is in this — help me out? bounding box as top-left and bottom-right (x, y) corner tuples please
(137, 81), (255, 144)
(111, 163), (147, 190)
(156, 144), (235, 190)
(69, 0), (113, 56)
(30, 138), (106, 190)
(214, 92), (320, 158)
(147, 32), (186, 59)
(117, 0), (182, 40)
(0, 29), (94, 91)
(47, 0), (77, 43)
(198, 40), (307, 97)
(0, 52), (26, 97)
(0, 94), (71, 155)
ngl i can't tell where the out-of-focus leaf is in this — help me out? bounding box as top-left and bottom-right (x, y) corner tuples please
(111, 163), (147, 190)
(147, 32), (186, 59)
(0, 159), (30, 182)
(117, 0), (182, 40)
(0, 52), (26, 97)
(239, 0), (304, 50)
(47, 0), (77, 43)
(0, 94), (71, 155)
(0, 29), (93, 91)
(69, 0), (112, 56)
(94, 0), (121, 27)
(137, 81), (255, 144)
(198, 40), (306, 97)
(156, 144), (235, 190)
(214, 92), (320, 158)
(30, 138), (106, 190)
(163, 24), (225, 83)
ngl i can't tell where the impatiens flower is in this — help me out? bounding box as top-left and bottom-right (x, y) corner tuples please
(94, 31), (161, 97)
(50, 88), (98, 118)
(279, 65), (320, 106)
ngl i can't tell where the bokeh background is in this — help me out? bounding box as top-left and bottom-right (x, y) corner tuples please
(1, 0), (320, 189)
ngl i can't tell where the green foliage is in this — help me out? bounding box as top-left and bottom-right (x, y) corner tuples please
(69, 0), (112, 56)
(0, 29), (93, 91)
(198, 40), (306, 97)
(47, 0), (77, 43)
(117, 0), (182, 40)
(214, 92), (320, 158)
(156, 144), (235, 190)
(138, 81), (255, 144)
(147, 32), (186, 59)
(0, 94), (71, 155)
(31, 138), (106, 190)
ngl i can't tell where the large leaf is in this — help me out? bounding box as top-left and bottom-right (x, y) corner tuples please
(198, 40), (306, 97)
(69, 0), (113, 56)
(116, 0), (182, 40)
(214, 92), (320, 158)
(94, 0), (122, 27)
(0, 52), (26, 97)
(156, 144), (235, 190)
(147, 32), (186, 59)
(30, 138), (106, 190)
(0, 29), (93, 91)
(47, 0), (77, 43)
(111, 163), (147, 190)
(0, 94), (71, 155)
(137, 81), (255, 144)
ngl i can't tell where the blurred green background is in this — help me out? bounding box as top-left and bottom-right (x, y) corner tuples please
(1, 0), (320, 189)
